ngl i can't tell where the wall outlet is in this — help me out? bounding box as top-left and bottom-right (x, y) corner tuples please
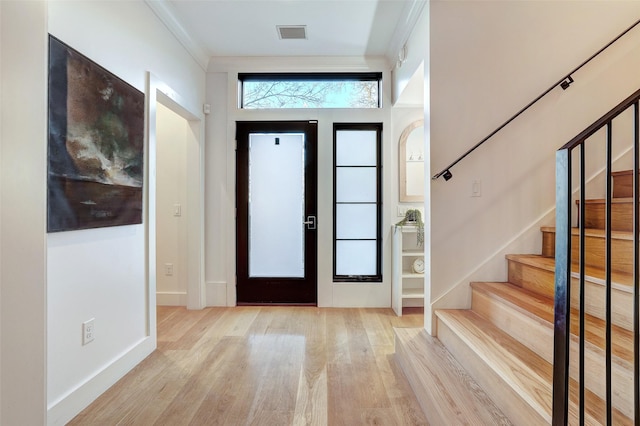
(165, 263), (174, 276)
(82, 318), (95, 345)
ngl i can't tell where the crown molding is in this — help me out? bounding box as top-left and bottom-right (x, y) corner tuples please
(145, 0), (210, 71)
(386, 0), (427, 67)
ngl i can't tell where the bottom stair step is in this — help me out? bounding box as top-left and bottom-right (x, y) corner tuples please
(436, 309), (552, 425)
(393, 327), (512, 425)
(436, 309), (633, 426)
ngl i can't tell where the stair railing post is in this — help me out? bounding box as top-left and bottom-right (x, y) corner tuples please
(552, 148), (571, 425)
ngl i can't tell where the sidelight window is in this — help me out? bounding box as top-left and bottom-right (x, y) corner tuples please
(333, 123), (382, 282)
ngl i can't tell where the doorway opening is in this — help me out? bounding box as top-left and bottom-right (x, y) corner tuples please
(148, 77), (204, 317)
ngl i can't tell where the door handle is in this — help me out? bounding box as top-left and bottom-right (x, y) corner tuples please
(303, 215), (316, 230)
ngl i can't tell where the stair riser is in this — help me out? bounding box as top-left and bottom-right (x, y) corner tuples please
(541, 231), (633, 276)
(570, 279), (634, 332)
(581, 202), (633, 232)
(570, 347), (635, 420)
(436, 317), (550, 426)
(472, 290), (553, 362)
(612, 171), (634, 199)
(508, 259), (555, 298)
(472, 289), (634, 419)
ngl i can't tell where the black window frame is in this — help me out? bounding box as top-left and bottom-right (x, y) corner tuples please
(238, 72), (383, 109)
(332, 122), (383, 283)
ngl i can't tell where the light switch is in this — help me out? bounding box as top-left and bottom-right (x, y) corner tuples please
(173, 204), (182, 217)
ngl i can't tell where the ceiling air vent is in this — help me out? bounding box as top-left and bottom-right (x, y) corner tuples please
(277, 25), (307, 40)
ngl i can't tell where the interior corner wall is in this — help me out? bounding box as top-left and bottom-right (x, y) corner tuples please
(1, 2), (48, 424)
(391, 5), (428, 106)
(156, 102), (188, 306)
(204, 72), (231, 306)
(428, 1), (640, 330)
(45, 1), (206, 424)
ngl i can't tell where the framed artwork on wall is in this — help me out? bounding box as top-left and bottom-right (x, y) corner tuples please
(47, 35), (145, 232)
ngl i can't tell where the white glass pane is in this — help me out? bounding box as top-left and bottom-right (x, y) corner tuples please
(249, 133), (304, 277)
(336, 130), (377, 166)
(336, 167), (376, 202)
(336, 204), (377, 239)
(336, 240), (376, 276)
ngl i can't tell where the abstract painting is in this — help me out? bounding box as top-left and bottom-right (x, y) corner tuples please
(47, 36), (145, 232)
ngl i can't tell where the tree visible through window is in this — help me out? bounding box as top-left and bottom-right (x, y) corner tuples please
(239, 73), (381, 109)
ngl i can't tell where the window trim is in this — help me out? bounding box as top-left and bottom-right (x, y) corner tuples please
(332, 123), (383, 283)
(238, 72), (383, 109)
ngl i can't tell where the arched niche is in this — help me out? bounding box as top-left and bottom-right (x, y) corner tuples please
(399, 119), (424, 202)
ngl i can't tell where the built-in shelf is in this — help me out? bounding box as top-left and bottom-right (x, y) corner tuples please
(402, 273), (424, 279)
(392, 224), (425, 316)
(402, 288), (425, 299)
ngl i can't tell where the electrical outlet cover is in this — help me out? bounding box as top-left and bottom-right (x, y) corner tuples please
(83, 318), (95, 345)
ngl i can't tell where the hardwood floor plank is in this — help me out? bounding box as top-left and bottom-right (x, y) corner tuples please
(70, 306), (426, 425)
(292, 364), (328, 426)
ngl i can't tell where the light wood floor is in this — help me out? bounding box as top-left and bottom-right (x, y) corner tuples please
(69, 306), (429, 426)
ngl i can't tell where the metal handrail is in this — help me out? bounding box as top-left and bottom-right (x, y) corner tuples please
(433, 18), (640, 181)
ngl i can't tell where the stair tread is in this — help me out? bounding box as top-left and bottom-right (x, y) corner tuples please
(436, 309), (633, 425)
(540, 226), (633, 240)
(394, 327), (512, 425)
(471, 281), (554, 321)
(611, 170), (636, 177)
(506, 253), (634, 288)
(579, 197), (635, 204)
(471, 281), (635, 364)
(436, 309), (553, 421)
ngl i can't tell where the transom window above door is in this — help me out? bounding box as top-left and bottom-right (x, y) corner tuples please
(238, 73), (382, 109)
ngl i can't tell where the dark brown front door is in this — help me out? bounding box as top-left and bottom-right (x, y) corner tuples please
(236, 121), (317, 304)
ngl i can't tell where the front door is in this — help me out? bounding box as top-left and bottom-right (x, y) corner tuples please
(236, 121), (317, 304)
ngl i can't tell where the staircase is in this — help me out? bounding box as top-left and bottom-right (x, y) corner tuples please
(395, 171), (637, 425)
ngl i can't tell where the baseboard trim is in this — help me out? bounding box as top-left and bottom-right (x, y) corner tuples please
(156, 291), (188, 306)
(205, 281), (228, 306)
(47, 337), (155, 426)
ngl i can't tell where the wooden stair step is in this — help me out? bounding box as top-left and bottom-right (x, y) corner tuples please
(506, 254), (635, 331)
(541, 226), (633, 276)
(471, 282), (635, 419)
(507, 254), (633, 287)
(471, 281), (634, 363)
(393, 327), (512, 425)
(436, 309), (632, 425)
(578, 198), (635, 232)
(436, 309), (552, 424)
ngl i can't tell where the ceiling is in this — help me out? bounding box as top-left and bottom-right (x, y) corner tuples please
(149, 0), (424, 66)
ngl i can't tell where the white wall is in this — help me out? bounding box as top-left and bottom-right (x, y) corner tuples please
(156, 102), (189, 306)
(45, 1), (206, 424)
(1, 2), (48, 424)
(205, 58), (393, 307)
(428, 1), (640, 333)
